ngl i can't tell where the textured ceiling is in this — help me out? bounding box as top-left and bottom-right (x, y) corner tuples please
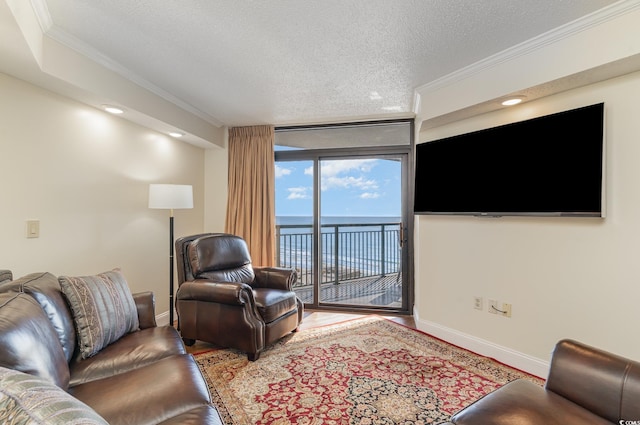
(36, 0), (619, 128)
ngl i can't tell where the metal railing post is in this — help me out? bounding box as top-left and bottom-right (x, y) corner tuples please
(333, 225), (339, 285)
(381, 224), (386, 277)
(275, 225), (281, 267)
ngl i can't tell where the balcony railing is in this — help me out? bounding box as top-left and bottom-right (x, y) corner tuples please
(276, 222), (401, 288)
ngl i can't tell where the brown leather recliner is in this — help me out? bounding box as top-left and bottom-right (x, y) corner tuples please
(175, 233), (304, 361)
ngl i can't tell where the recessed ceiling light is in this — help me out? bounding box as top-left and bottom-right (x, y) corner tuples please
(501, 96), (525, 106)
(168, 132), (184, 138)
(102, 105), (124, 114)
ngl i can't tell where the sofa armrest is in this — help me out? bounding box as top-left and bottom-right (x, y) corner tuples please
(253, 267), (297, 291)
(545, 338), (640, 422)
(177, 280), (254, 306)
(0, 269), (12, 284)
(133, 291), (157, 329)
(448, 379), (606, 425)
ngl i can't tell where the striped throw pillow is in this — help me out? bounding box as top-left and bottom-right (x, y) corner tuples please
(59, 269), (139, 359)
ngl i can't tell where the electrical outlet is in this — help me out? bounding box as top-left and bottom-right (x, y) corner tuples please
(502, 303), (512, 318)
(473, 296), (483, 310)
(488, 299), (498, 314)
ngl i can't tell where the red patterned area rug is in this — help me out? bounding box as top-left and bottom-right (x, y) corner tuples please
(194, 316), (543, 424)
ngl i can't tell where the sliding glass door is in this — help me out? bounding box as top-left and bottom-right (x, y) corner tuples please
(317, 156), (404, 308)
(274, 120), (413, 314)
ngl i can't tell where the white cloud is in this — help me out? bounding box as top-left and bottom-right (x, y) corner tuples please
(305, 160), (377, 179)
(323, 176), (378, 191)
(318, 159), (379, 191)
(287, 187), (310, 200)
(275, 164), (292, 178)
(360, 192), (380, 199)
(321, 159), (377, 176)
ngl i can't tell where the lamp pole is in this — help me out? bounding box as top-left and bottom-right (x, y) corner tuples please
(148, 184), (193, 328)
(169, 210), (175, 326)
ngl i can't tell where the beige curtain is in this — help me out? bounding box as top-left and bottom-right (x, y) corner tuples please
(225, 125), (276, 267)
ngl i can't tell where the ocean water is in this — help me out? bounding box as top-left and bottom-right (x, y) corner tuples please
(276, 216), (401, 226)
(276, 216), (402, 281)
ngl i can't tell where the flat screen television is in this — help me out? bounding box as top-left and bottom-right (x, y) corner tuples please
(414, 102), (605, 217)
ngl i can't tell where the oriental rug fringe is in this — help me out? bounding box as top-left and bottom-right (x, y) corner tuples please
(194, 316), (543, 425)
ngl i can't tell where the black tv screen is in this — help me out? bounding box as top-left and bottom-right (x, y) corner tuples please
(414, 102), (605, 217)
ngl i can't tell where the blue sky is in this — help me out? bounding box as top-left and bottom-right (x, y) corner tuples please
(275, 158), (401, 217)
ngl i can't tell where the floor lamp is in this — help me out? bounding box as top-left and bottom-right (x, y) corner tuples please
(148, 184), (193, 327)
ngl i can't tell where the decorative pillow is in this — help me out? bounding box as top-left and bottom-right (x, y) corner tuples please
(59, 269), (139, 359)
(0, 366), (108, 424)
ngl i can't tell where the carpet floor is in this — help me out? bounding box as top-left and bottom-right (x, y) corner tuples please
(194, 316), (543, 424)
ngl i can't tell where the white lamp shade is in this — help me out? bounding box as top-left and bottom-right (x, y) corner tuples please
(148, 184), (193, 209)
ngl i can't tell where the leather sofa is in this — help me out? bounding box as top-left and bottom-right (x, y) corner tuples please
(0, 268), (11, 284)
(442, 338), (640, 424)
(0, 271), (222, 425)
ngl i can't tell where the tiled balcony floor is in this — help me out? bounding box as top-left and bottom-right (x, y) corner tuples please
(293, 273), (402, 308)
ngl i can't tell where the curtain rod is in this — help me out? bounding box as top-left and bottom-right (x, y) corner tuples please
(275, 118), (413, 132)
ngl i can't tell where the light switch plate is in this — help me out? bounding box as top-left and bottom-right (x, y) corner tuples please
(26, 220), (39, 238)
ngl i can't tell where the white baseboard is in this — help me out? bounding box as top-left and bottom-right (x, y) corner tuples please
(413, 307), (549, 379)
(155, 310), (170, 327)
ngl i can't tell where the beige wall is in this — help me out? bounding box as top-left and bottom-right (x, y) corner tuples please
(204, 131), (228, 232)
(0, 73), (226, 321)
(415, 70), (640, 376)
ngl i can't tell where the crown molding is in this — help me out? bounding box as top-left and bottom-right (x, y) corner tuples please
(29, 0), (51, 31)
(414, 0), (640, 97)
(30, 1), (223, 128)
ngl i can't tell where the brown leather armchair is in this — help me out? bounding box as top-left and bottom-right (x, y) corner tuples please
(175, 233), (304, 360)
